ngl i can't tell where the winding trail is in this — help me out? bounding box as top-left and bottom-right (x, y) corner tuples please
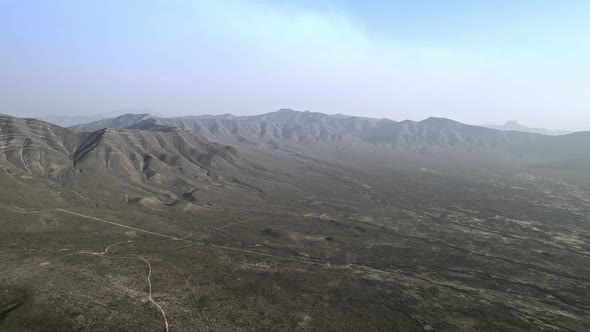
(138, 256), (170, 332)
(51, 240), (135, 263)
(103, 240), (134, 254)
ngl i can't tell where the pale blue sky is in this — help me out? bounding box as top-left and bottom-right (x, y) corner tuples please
(1, 0), (589, 129)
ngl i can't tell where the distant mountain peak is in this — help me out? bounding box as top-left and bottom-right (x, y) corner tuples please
(115, 112), (154, 119)
(482, 121), (573, 136)
(423, 116), (454, 122)
(36, 110), (156, 127)
(421, 117), (461, 126)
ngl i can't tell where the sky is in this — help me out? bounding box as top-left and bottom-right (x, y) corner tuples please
(1, 0), (589, 129)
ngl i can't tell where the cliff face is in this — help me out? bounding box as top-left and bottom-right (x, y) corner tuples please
(0, 114), (80, 177)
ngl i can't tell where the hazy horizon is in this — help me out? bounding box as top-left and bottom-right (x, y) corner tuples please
(1, 0), (589, 130)
(1, 108), (584, 133)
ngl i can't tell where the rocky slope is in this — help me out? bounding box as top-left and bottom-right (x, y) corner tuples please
(0, 114), (80, 177)
(0, 114), (261, 207)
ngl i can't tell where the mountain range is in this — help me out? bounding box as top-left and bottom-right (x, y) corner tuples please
(3, 109), (590, 204)
(71, 109), (590, 164)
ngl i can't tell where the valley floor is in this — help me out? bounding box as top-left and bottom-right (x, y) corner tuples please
(1, 150), (590, 331)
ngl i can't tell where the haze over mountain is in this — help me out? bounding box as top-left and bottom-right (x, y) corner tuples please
(482, 121), (574, 136)
(72, 109), (590, 165)
(36, 110), (166, 128)
(2, 1), (590, 127)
